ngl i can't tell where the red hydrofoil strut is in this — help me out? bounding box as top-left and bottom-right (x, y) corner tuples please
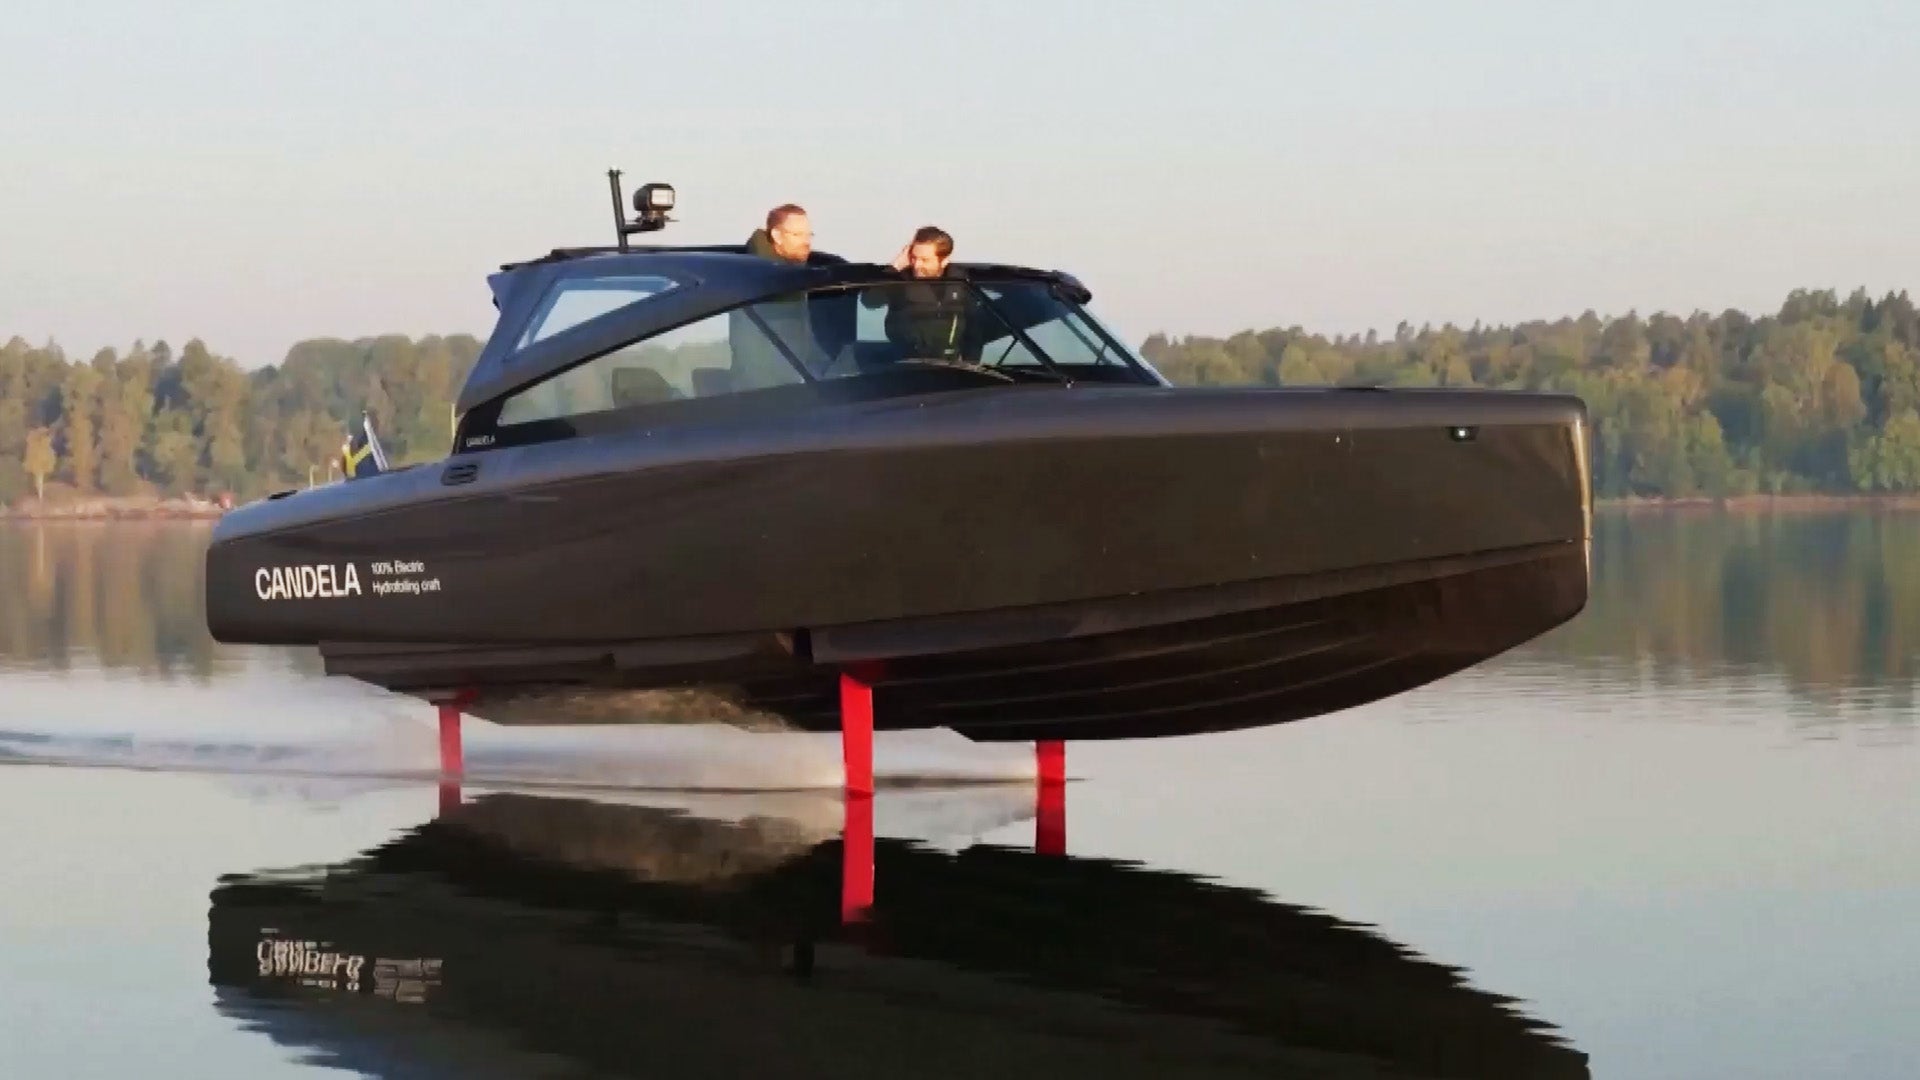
(837, 667), (1068, 923)
(429, 672), (1067, 926)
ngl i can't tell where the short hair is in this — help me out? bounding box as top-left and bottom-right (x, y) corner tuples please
(767, 203), (807, 231)
(911, 225), (953, 257)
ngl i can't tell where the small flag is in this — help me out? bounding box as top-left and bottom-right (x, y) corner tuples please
(340, 412), (390, 480)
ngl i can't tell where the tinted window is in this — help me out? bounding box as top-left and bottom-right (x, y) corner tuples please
(491, 279), (1150, 429)
(497, 306), (804, 425)
(817, 280), (983, 376)
(518, 275), (680, 347)
(974, 283), (1131, 369)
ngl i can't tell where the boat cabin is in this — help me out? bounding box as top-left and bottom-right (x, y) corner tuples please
(451, 243), (1169, 454)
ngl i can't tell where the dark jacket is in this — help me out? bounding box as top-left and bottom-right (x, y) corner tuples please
(744, 228), (796, 263)
(861, 267), (973, 360)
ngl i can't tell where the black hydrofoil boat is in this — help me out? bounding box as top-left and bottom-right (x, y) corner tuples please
(205, 173), (1591, 742)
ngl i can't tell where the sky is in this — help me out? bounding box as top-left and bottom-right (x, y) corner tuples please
(4, 0), (1918, 368)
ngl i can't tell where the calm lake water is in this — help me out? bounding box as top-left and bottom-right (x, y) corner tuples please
(1, 513), (1915, 1078)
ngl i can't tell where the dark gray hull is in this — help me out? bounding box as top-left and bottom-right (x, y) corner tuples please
(205, 385), (1591, 739)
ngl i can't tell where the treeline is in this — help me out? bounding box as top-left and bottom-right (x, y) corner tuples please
(1142, 286), (1920, 498)
(0, 334), (480, 505)
(5, 284), (1920, 505)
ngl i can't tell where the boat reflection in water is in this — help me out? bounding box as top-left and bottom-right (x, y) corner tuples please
(207, 785), (1590, 1079)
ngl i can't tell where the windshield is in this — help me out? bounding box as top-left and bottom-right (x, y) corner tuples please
(490, 275), (1156, 430)
(752, 277), (1154, 382)
(968, 282), (1145, 372)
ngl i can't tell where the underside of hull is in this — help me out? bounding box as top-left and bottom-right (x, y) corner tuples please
(319, 540), (1587, 741)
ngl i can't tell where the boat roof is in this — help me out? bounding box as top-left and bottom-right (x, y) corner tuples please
(459, 244), (1093, 415)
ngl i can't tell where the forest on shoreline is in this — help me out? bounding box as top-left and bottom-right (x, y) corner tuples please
(0, 334), (481, 513)
(3, 284), (1919, 514)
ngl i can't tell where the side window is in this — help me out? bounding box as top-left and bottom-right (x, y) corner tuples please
(496, 307), (806, 426)
(518, 275), (680, 347)
(1024, 313), (1121, 365)
(977, 329), (1047, 368)
(855, 293), (890, 343)
(974, 284), (1125, 369)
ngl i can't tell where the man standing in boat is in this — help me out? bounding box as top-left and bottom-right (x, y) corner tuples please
(746, 203), (811, 263)
(732, 204), (816, 386)
(889, 225), (953, 280)
(868, 226), (971, 361)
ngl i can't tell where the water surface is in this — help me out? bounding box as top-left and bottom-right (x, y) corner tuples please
(1, 514), (1915, 1078)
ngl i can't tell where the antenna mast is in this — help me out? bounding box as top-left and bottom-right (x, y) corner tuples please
(607, 169), (629, 252)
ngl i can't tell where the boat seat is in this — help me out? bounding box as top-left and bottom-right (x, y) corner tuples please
(691, 367), (732, 398)
(609, 366), (678, 407)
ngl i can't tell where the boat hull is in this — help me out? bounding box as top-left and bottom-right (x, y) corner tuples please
(205, 385), (1591, 739)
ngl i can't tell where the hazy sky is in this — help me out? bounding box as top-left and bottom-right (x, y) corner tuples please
(5, 0), (1917, 368)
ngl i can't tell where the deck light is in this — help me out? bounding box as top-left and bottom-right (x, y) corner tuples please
(1448, 425), (1477, 442)
(606, 169), (676, 250)
(634, 183), (675, 213)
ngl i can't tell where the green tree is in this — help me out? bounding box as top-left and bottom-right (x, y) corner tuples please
(23, 427), (55, 500)
(94, 358), (150, 495)
(1851, 410), (1920, 491)
(58, 364), (101, 491)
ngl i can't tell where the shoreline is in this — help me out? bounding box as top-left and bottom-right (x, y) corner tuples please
(1596, 493), (1920, 513)
(0, 497), (227, 521)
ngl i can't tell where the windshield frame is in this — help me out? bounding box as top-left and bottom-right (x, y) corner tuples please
(456, 267), (1161, 452)
(778, 278), (1079, 386)
(575, 275), (1157, 391)
(962, 279), (1159, 381)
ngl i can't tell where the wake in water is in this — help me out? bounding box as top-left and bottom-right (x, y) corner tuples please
(0, 723), (1051, 852)
(0, 688), (1043, 794)
(0, 665), (1055, 856)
